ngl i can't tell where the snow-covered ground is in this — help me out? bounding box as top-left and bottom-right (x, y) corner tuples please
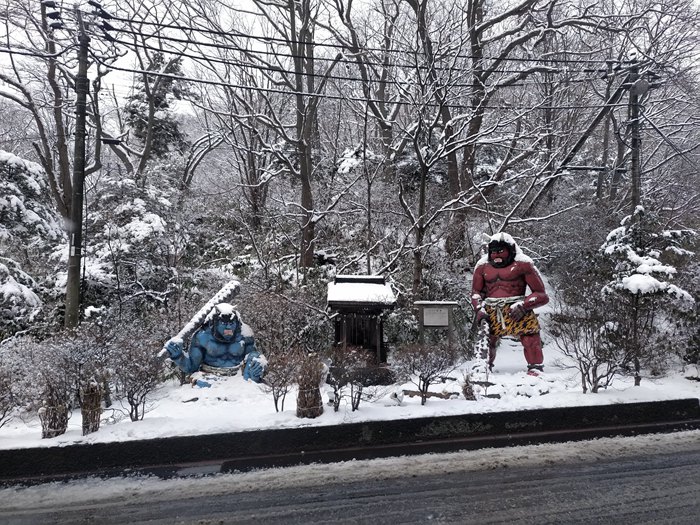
(2, 332), (698, 451)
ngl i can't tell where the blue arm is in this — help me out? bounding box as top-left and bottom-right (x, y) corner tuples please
(243, 348), (265, 382)
(166, 339), (204, 375)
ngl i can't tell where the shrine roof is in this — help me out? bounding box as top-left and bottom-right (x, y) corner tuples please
(327, 275), (396, 311)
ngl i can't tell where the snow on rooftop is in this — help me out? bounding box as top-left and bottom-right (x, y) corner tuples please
(327, 281), (396, 306)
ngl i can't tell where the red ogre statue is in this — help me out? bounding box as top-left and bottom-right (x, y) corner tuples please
(471, 233), (549, 375)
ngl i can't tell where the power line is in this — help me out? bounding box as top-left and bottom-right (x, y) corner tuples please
(31, 7), (636, 84)
(102, 23), (620, 75)
(642, 112), (700, 172)
(98, 10), (630, 66)
(0, 40), (630, 114)
(90, 51), (629, 112)
(101, 32), (603, 90)
(0, 46), (72, 60)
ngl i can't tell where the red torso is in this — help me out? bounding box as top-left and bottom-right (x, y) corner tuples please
(472, 259), (549, 309)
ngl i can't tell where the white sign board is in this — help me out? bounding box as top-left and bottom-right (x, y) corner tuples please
(423, 307), (449, 327)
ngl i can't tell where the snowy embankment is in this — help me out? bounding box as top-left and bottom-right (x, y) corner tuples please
(1, 332), (698, 451)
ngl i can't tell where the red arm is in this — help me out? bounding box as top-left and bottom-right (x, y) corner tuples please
(471, 264), (486, 308)
(523, 263), (549, 309)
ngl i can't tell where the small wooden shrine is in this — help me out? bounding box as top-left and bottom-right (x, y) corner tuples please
(326, 275), (396, 363)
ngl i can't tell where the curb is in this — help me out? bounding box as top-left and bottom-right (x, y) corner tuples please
(1, 398), (699, 483)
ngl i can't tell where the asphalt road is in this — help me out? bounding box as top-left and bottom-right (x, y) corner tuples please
(2, 433), (699, 524)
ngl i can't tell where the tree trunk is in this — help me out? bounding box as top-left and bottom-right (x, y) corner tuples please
(81, 380), (102, 436)
(299, 141), (315, 268)
(412, 161), (428, 296)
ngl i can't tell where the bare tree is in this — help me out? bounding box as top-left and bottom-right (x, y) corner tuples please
(0, 1), (120, 219)
(550, 304), (634, 394)
(325, 0), (406, 157)
(181, 0), (343, 269)
(0, 365), (15, 429)
(262, 348), (303, 412)
(392, 342), (462, 405)
(93, 0), (200, 183)
(525, 0), (700, 214)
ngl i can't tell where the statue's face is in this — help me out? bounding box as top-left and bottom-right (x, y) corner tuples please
(489, 247), (510, 266)
(215, 318), (238, 339)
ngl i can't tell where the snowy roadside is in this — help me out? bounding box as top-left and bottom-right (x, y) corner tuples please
(1, 429), (698, 509)
(2, 335), (698, 451)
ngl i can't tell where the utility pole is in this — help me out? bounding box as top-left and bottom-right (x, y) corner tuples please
(524, 57), (654, 217)
(629, 60), (642, 211)
(523, 72), (631, 217)
(596, 61), (614, 202)
(64, 9), (90, 329)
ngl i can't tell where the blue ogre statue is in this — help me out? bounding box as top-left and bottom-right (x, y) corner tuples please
(165, 303), (265, 382)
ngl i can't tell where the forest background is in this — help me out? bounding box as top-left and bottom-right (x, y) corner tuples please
(0, 0), (698, 433)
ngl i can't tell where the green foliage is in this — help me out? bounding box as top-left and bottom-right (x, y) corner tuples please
(0, 152), (65, 340)
(598, 207), (696, 383)
(0, 259), (42, 341)
(82, 175), (202, 317)
(0, 153), (64, 243)
(123, 53), (190, 158)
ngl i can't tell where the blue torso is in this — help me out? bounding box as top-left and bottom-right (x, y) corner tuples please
(191, 329), (247, 368)
(172, 321), (256, 374)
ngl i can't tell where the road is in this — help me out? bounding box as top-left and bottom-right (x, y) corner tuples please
(1, 431), (699, 524)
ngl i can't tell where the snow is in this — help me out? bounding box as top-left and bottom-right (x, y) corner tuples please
(327, 281), (396, 305)
(620, 273), (667, 294)
(0, 428), (698, 508)
(1, 332), (698, 452)
(4, 274), (700, 504)
(0, 284), (699, 503)
(0, 151), (44, 179)
(337, 154), (362, 174)
(335, 145), (380, 175)
(626, 249), (676, 275)
(52, 257), (114, 290)
(605, 273), (695, 304)
(0, 263), (41, 307)
(0, 277), (41, 306)
(241, 322), (255, 338)
(122, 213), (166, 242)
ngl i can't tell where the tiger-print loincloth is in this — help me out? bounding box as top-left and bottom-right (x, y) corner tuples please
(485, 304), (540, 338)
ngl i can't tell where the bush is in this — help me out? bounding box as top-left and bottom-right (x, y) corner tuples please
(109, 317), (170, 422)
(392, 343), (463, 405)
(550, 302), (636, 394)
(5, 326), (117, 438)
(241, 289), (332, 357)
(325, 345), (373, 412)
(0, 362), (16, 429)
(33, 342), (73, 439)
(261, 347), (303, 412)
